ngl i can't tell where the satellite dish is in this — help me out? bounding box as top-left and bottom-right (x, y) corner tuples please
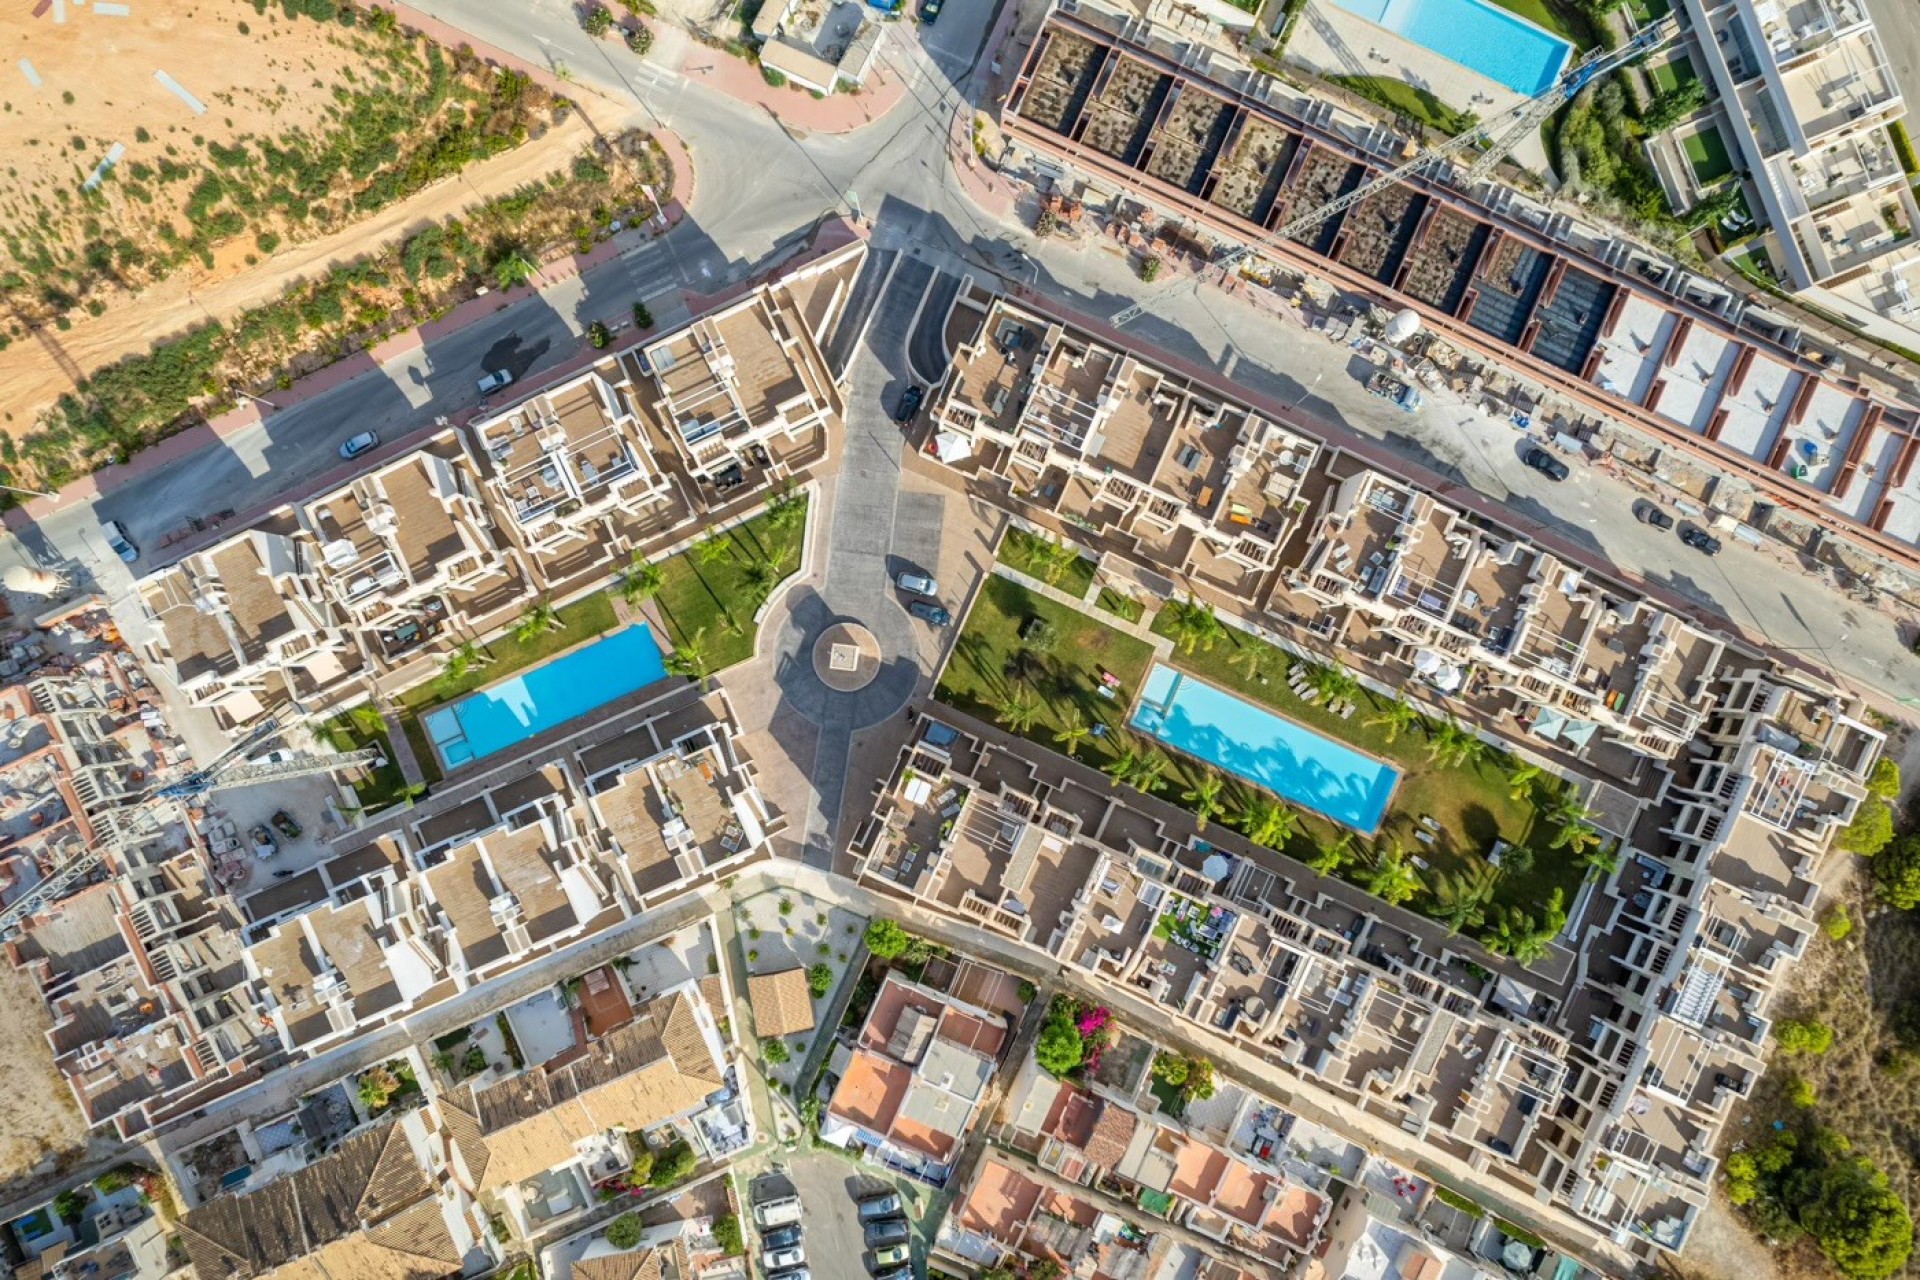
(3, 565), (66, 597)
(1384, 308), (1422, 345)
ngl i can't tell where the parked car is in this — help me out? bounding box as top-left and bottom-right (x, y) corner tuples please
(895, 384), (925, 423)
(761, 1226), (803, 1250)
(871, 1269), (912, 1280)
(919, 0), (942, 19)
(100, 519), (139, 563)
(755, 1197), (804, 1229)
(477, 368), (515, 395)
(1632, 500), (1675, 530)
(894, 571), (937, 597)
(869, 1245), (910, 1271)
(338, 430), (380, 460)
(864, 1218), (910, 1248)
(1365, 371), (1423, 411)
(762, 1246), (806, 1271)
(856, 1192), (903, 1221)
(1679, 524), (1722, 556)
(270, 810), (303, 840)
(769, 1271), (810, 1280)
(1521, 446), (1569, 482)
(906, 599), (951, 626)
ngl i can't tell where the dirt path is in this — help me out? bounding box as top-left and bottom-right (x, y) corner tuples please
(0, 109), (612, 433)
(0, 963), (89, 1187)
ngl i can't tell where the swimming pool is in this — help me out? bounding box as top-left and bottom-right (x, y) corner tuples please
(1324, 0), (1572, 96)
(1130, 665), (1399, 832)
(423, 625), (668, 768)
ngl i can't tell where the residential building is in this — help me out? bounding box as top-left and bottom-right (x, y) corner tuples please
(935, 1156), (1171, 1280)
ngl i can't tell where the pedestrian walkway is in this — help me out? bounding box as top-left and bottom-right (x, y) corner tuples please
(673, 32), (910, 133)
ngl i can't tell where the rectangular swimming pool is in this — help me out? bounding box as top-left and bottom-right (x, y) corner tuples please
(1325, 0), (1572, 96)
(1130, 665), (1399, 833)
(423, 625), (668, 768)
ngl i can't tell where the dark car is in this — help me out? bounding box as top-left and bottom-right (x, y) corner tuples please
(1679, 524), (1722, 556)
(920, 0), (942, 21)
(1521, 446), (1570, 482)
(907, 599), (951, 626)
(762, 1226), (803, 1251)
(856, 1192), (903, 1221)
(1633, 500), (1675, 530)
(871, 1269), (913, 1280)
(895, 385), (924, 424)
(864, 1219), (910, 1249)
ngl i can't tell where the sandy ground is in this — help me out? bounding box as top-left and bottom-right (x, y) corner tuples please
(0, 107), (604, 430)
(0, 963), (89, 1188)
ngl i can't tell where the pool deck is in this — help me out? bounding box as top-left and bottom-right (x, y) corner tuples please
(1287, 0), (1550, 173)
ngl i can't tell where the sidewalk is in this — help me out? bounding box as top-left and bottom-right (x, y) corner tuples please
(673, 29), (910, 133)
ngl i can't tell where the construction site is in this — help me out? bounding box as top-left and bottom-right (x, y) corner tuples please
(1000, 0), (1920, 582)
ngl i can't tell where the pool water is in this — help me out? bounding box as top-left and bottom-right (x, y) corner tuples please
(1130, 665), (1399, 833)
(424, 625), (668, 768)
(1325, 0), (1572, 96)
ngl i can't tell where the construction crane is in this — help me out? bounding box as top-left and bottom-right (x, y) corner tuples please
(1110, 18), (1678, 328)
(0, 717), (385, 937)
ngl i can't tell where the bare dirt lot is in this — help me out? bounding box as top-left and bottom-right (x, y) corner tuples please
(0, 962), (89, 1189)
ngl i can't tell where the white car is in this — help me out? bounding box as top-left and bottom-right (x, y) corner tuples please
(339, 430), (380, 460)
(477, 368), (514, 395)
(100, 519), (138, 563)
(761, 1247), (806, 1272)
(894, 571), (936, 596)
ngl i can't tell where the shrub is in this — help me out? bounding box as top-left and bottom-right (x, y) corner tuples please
(1137, 254), (1161, 282)
(632, 301), (654, 329)
(583, 4), (614, 36)
(650, 1141), (695, 1188)
(1034, 208), (1060, 237)
(1035, 997), (1085, 1076)
(1842, 800), (1895, 856)
(1877, 835), (1920, 908)
(1892, 120), (1920, 176)
(1822, 902), (1854, 941)
(605, 1213), (643, 1249)
(762, 1038), (791, 1064)
(1776, 1019), (1835, 1055)
(806, 963), (833, 998)
(588, 319), (612, 348)
(761, 65), (787, 87)
(1867, 757), (1901, 801)
(1787, 1075), (1818, 1108)
(53, 1189), (88, 1224)
(865, 918), (910, 959)
(712, 1213), (743, 1256)
(625, 22), (654, 53)
(1017, 979), (1038, 1004)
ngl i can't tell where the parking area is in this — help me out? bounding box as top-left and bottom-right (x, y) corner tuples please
(749, 1155), (932, 1280)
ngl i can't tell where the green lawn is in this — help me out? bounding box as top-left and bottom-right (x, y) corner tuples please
(998, 527), (1098, 599)
(1485, 0), (1596, 47)
(1648, 55), (1695, 94)
(936, 575), (1155, 767)
(1329, 76), (1477, 135)
(1683, 126), (1734, 184)
(1147, 614), (1584, 918)
(648, 498), (808, 671)
(317, 706), (420, 813)
(1096, 588), (1144, 624)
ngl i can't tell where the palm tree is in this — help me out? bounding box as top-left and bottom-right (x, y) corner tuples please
(743, 558), (779, 602)
(1578, 836), (1620, 879)
(1551, 819), (1603, 857)
(1228, 644), (1265, 685)
(1306, 831), (1356, 878)
(1035, 538), (1082, 587)
(1306, 662), (1359, 704)
(1104, 743), (1145, 788)
(514, 600), (559, 644)
(1506, 762), (1543, 801)
(1131, 750), (1168, 795)
(1361, 838), (1421, 906)
(619, 556), (665, 607)
(1053, 706), (1091, 759)
(1364, 698), (1419, 744)
(1482, 890), (1566, 965)
(1427, 868), (1498, 937)
(494, 249), (539, 290)
(1426, 716), (1483, 769)
(1543, 789), (1595, 829)
(664, 627), (710, 689)
(1237, 794), (1298, 850)
(697, 534), (734, 567)
(766, 481), (805, 532)
(1000, 685), (1045, 735)
(1183, 768), (1226, 828)
(1164, 598), (1225, 655)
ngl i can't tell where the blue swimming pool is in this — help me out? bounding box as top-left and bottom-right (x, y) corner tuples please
(1130, 665), (1399, 832)
(424, 625), (668, 767)
(1324, 0), (1571, 96)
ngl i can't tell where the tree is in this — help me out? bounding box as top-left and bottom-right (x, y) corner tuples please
(1104, 742), (1146, 788)
(1877, 835), (1920, 908)
(649, 1142), (696, 1187)
(587, 319), (613, 349)
(1130, 750), (1168, 795)
(767, 481), (806, 532)
(1776, 1018), (1835, 1055)
(625, 21), (654, 53)
(1428, 868), (1497, 936)
(1576, 836), (1619, 879)
(1184, 1057), (1216, 1101)
(582, 3), (614, 35)
(632, 300), (654, 330)
(1030, 536), (1081, 586)
(1237, 795), (1298, 850)
(514, 600), (558, 643)
(1183, 768), (1226, 828)
(1867, 757), (1901, 801)
(1542, 789), (1594, 829)
(1426, 717), (1483, 768)
(1151, 1052), (1189, 1087)
(712, 1213), (744, 1256)
(1551, 820), (1602, 858)
(1505, 762), (1542, 801)
(1162, 598), (1225, 654)
(1683, 183), (1747, 230)
(1137, 254), (1162, 282)
(1642, 79), (1707, 130)
(605, 1213), (643, 1249)
(664, 626), (709, 688)
(1228, 643), (1266, 684)
(1823, 901), (1855, 941)
(865, 919), (910, 960)
(1842, 800), (1896, 857)
(761, 1038), (790, 1065)
(743, 557), (779, 603)
(806, 963), (833, 998)
(1000, 684), (1045, 735)
(1307, 831), (1356, 878)
(357, 1065), (398, 1112)
(1035, 999), (1085, 1076)
(1306, 662), (1359, 705)
(1034, 208), (1061, 237)
(1363, 699), (1419, 745)
(1361, 840), (1421, 906)
(441, 640), (486, 684)
(619, 555), (665, 606)
(1787, 1075), (1818, 1108)
(1053, 705), (1091, 759)
(1798, 1158), (1914, 1280)
(494, 250), (538, 290)
(696, 534), (734, 566)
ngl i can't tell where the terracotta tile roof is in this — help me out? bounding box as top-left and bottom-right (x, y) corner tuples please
(747, 968), (815, 1039)
(1083, 1102), (1137, 1170)
(572, 1249), (665, 1280)
(179, 1125), (433, 1280)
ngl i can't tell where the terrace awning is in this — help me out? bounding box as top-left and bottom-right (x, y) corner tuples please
(1532, 706), (1569, 741)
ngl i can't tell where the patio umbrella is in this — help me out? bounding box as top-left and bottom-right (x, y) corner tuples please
(1428, 663), (1464, 693)
(1532, 705), (1569, 741)
(1412, 648), (1445, 677)
(931, 430), (973, 463)
(1201, 853), (1232, 883)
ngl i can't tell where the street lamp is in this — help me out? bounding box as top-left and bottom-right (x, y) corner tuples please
(230, 384), (280, 412)
(0, 482), (56, 501)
